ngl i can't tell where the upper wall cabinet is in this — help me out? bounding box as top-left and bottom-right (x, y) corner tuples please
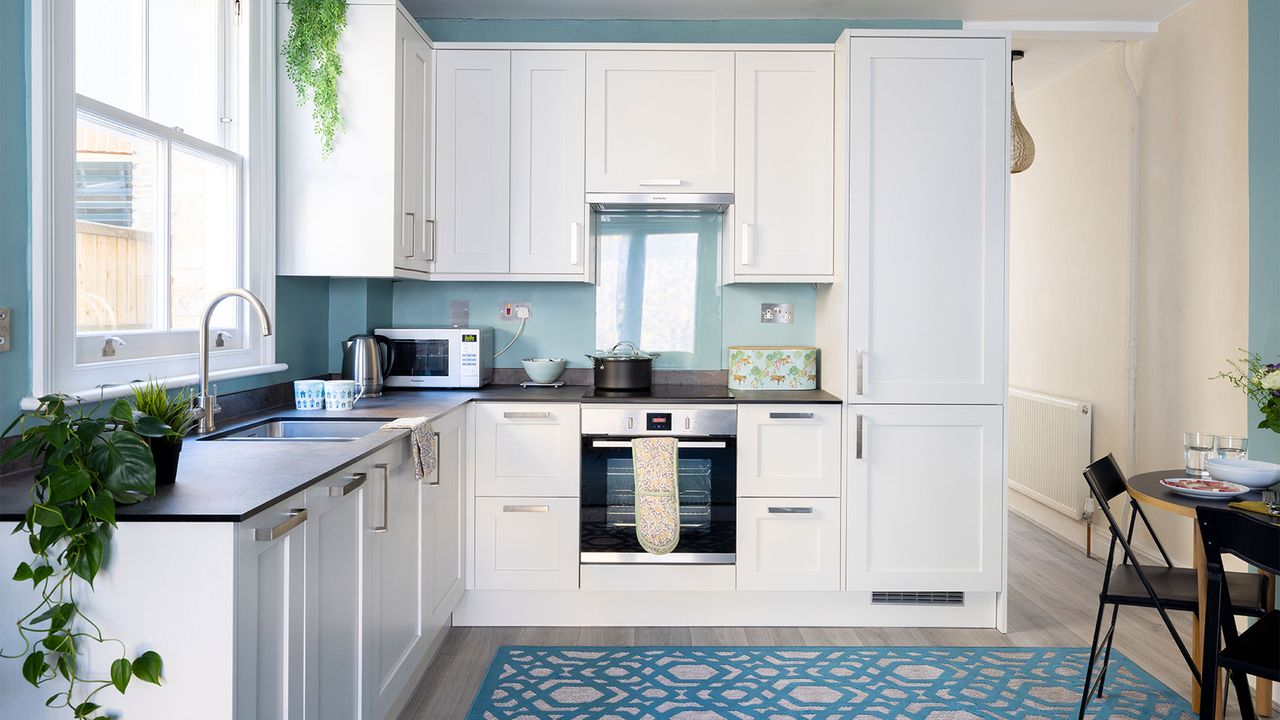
(434, 50), (512, 274)
(277, 2), (433, 278)
(845, 37), (1008, 404)
(586, 52), (734, 194)
(434, 50), (590, 280)
(730, 52), (835, 281)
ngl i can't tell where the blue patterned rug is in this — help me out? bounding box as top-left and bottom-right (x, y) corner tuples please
(466, 646), (1193, 719)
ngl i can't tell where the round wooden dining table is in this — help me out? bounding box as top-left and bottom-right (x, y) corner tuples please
(1126, 469), (1279, 717)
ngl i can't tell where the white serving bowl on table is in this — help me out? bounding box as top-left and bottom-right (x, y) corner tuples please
(1204, 458), (1280, 489)
(522, 358), (566, 384)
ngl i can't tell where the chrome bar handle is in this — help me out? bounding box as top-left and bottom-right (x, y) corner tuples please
(255, 509), (307, 541)
(768, 412), (814, 419)
(638, 178), (682, 186)
(854, 350), (866, 396)
(372, 463), (390, 533)
(403, 212), (416, 258)
(329, 472), (367, 497)
(767, 506), (814, 514)
(423, 219), (436, 261)
(428, 432), (441, 486)
(503, 504), (549, 513)
(504, 411), (550, 419)
(854, 414), (864, 460)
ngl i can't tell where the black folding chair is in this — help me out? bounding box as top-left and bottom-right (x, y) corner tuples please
(1196, 505), (1280, 720)
(1077, 455), (1270, 720)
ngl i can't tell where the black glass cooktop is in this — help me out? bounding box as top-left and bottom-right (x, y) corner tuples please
(583, 385), (733, 400)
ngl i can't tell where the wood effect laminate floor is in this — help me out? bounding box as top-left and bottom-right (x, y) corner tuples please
(397, 513), (1273, 720)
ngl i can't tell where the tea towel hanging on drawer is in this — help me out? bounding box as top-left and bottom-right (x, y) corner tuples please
(382, 417), (437, 481)
(632, 436), (680, 555)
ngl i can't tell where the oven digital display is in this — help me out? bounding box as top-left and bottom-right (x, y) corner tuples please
(461, 334), (477, 343)
(645, 413), (671, 431)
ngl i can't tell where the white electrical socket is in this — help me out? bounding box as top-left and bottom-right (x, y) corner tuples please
(499, 302), (532, 320)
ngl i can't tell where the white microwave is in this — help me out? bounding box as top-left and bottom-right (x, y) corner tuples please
(377, 327), (494, 389)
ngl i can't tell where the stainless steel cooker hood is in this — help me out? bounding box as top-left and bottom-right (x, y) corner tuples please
(587, 193), (733, 214)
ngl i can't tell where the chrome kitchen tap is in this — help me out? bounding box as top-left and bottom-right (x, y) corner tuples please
(196, 289), (273, 434)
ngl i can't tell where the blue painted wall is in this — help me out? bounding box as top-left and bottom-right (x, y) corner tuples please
(0, 0), (32, 418)
(1250, 0), (1280, 462)
(418, 18), (958, 43)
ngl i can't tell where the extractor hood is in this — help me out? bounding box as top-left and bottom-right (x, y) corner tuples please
(587, 193), (733, 214)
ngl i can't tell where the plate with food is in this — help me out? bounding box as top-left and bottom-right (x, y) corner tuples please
(1159, 477), (1250, 500)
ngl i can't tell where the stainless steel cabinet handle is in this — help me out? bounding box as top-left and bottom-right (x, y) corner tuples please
(422, 219), (436, 261)
(428, 432), (441, 486)
(255, 509), (307, 541)
(403, 212), (416, 258)
(502, 504), (549, 513)
(639, 178), (681, 187)
(328, 472), (367, 497)
(768, 412), (814, 419)
(854, 351), (868, 396)
(854, 414), (864, 460)
(590, 440), (728, 449)
(372, 463), (390, 533)
(767, 506), (814, 514)
(504, 411), (550, 419)
(569, 222), (582, 266)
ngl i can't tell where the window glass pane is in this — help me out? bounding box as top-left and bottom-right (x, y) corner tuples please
(170, 147), (238, 330)
(149, 0), (222, 144)
(75, 113), (160, 333)
(76, 0), (146, 117)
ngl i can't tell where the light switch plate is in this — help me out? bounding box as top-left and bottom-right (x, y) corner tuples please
(0, 306), (10, 352)
(760, 303), (794, 324)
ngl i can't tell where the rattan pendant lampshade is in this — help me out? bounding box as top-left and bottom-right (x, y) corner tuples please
(1010, 50), (1035, 174)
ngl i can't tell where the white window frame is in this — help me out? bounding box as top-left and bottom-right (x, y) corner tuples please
(27, 0), (282, 408)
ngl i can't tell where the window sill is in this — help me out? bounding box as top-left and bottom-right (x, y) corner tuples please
(21, 363), (290, 411)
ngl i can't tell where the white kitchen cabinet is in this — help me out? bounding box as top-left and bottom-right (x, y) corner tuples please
(425, 406), (466, 642)
(363, 442), (426, 720)
(586, 51), (734, 193)
(510, 51), (589, 276)
(736, 497), (841, 592)
(737, 404), (841, 498)
(434, 50), (512, 274)
(845, 36), (1008, 404)
(236, 492), (307, 720)
(846, 404), (1004, 592)
(474, 403), (581, 497)
(277, 2), (434, 278)
(304, 471), (367, 720)
(731, 52), (834, 280)
(396, 10), (434, 274)
(474, 497), (580, 590)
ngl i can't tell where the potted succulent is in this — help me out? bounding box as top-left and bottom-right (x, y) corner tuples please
(129, 379), (198, 486)
(2, 394), (167, 716)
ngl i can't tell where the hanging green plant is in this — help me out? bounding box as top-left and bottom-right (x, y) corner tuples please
(2, 395), (170, 718)
(282, 0), (349, 157)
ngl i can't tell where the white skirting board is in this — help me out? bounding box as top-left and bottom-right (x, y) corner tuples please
(453, 590), (1001, 628)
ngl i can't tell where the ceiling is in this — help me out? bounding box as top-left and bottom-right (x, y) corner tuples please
(403, 0), (1194, 23)
(1012, 39), (1115, 97)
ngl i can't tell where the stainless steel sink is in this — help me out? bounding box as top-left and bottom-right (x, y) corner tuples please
(203, 418), (393, 441)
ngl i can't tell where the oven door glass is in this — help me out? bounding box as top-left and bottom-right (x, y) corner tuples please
(389, 339), (451, 377)
(580, 438), (736, 561)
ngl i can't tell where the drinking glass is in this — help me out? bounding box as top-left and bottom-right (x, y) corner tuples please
(1183, 432), (1215, 478)
(1215, 435), (1248, 460)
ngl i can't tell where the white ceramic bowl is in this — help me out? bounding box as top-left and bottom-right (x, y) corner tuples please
(522, 358), (566, 384)
(1204, 458), (1280, 489)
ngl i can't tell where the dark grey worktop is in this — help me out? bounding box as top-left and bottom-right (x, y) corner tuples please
(0, 384), (840, 523)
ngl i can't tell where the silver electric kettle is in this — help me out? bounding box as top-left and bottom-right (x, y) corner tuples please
(341, 334), (395, 398)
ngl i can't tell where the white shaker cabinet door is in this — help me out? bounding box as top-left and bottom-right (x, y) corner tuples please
(737, 498), (841, 591)
(586, 51), (734, 193)
(733, 52), (834, 278)
(846, 404), (1005, 592)
(736, 404), (842, 498)
(846, 37), (1008, 404)
(425, 406), (466, 642)
(474, 403), (581, 497)
(395, 11), (433, 274)
(474, 497), (580, 590)
(510, 51), (588, 276)
(435, 50), (511, 273)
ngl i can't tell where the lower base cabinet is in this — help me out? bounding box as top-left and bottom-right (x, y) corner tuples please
(474, 496), (579, 590)
(736, 497), (841, 591)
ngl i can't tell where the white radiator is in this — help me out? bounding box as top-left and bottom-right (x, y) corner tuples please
(1008, 388), (1093, 519)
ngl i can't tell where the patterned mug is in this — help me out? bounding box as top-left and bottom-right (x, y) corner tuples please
(293, 380), (325, 410)
(324, 380), (364, 411)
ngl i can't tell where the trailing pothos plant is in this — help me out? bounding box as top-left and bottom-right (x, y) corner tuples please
(282, 0), (349, 157)
(2, 395), (170, 718)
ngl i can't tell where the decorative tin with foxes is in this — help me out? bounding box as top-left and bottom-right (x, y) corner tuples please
(727, 346), (818, 390)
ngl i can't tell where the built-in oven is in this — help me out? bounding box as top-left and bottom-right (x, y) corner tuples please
(580, 405), (737, 565)
(377, 327), (494, 389)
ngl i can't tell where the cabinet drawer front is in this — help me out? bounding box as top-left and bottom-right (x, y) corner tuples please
(475, 403), (581, 496)
(736, 497), (841, 591)
(474, 497), (579, 590)
(737, 405), (841, 497)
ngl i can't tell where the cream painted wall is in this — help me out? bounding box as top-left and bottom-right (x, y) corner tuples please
(1009, 0), (1249, 566)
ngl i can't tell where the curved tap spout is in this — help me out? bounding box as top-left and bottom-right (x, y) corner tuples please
(197, 289), (274, 433)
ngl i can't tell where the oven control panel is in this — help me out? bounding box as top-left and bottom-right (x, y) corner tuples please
(581, 406), (737, 436)
(645, 413), (672, 432)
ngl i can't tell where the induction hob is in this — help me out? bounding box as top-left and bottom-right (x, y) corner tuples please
(582, 385), (733, 400)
